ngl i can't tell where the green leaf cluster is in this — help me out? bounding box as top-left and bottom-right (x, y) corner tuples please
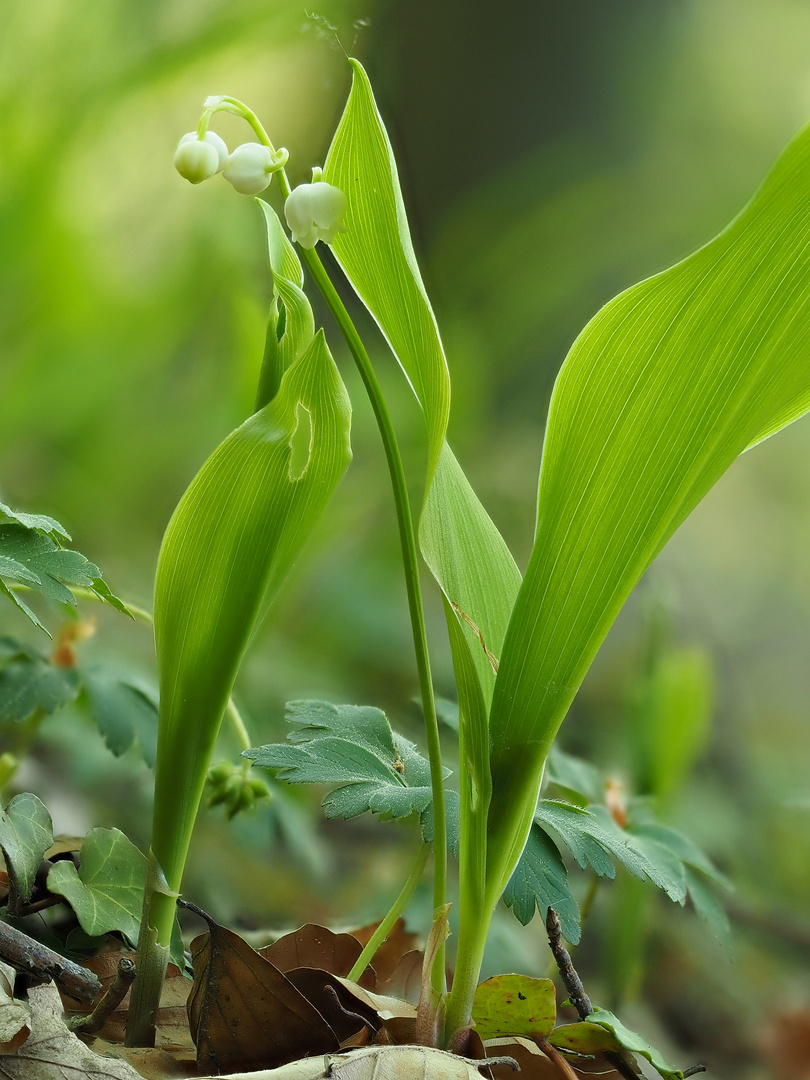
(0, 502), (129, 632)
(246, 701), (454, 845)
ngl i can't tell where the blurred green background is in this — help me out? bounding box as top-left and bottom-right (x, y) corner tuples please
(2, 2), (809, 1077)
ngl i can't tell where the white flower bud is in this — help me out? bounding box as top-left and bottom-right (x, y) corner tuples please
(174, 131), (229, 184)
(284, 181), (347, 248)
(222, 143), (280, 195)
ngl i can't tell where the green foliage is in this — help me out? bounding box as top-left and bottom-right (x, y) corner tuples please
(46, 827), (184, 968)
(246, 701), (448, 841)
(0, 502), (130, 632)
(503, 824), (581, 942)
(0, 792), (53, 909)
(471, 974), (556, 1040)
(79, 668), (158, 768)
(486, 118), (810, 901)
(0, 638), (79, 722)
(587, 1006), (684, 1080)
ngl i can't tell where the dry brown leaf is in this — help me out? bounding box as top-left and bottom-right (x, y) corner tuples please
(0, 960), (30, 1052)
(0, 982), (140, 1079)
(95, 1042), (198, 1080)
(188, 922), (339, 1073)
(378, 949), (424, 1001)
(483, 1036), (642, 1079)
(259, 924), (372, 987)
(348, 920), (420, 992)
(62, 952), (191, 1048)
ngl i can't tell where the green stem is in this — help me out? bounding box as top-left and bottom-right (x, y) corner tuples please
(225, 698), (252, 753)
(347, 842), (430, 983)
(296, 244), (447, 994)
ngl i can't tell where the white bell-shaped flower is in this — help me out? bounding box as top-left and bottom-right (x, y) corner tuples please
(222, 143), (280, 195)
(284, 181), (347, 248)
(174, 131), (229, 184)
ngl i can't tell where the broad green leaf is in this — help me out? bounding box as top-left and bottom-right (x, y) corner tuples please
(246, 701), (445, 837)
(46, 828), (184, 967)
(587, 1006), (684, 1080)
(0, 642), (79, 722)
(471, 974), (556, 1040)
(80, 667), (158, 768)
(503, 823), (580, 943)
(47, 828), (145, 942)
(151, 338), (351, 901)
(324, 59), (450, 480)
(323, 61), (521, 714)
(0, 793), (53, 907)
(487, 121), (810, 895)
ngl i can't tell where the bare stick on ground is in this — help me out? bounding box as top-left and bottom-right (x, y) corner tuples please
(0, 917), (101, 1004)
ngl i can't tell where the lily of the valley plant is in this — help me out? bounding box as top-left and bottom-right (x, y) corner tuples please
(128, 60), (810, 1074)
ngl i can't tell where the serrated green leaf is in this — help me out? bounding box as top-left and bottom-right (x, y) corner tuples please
(683, 866), (730, 943)
(0, 579), (46, 632)
(80, 667), (158, 768)
(626, 818), (731, 890)
(0, 793), (53, 907)
(586, 805), (686, 902)
(46, 828), (184, 967)
(151, 328), (351, 909)
(246, 701), (446, 833)
(0, 647), (79, 723)
(588, 1006), (684, 1080)
(503, 823), (580, 943)
(0, 526), (98, 604)
(471, 974), (556, 1040)
(487, 122), (810, 899)
(0, 554), (41, 586)
(534, 801), (617, 879)
(0, 501), (70, 541)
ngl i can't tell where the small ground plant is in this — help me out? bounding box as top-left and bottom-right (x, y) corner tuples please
(4, 49), (810, 1080)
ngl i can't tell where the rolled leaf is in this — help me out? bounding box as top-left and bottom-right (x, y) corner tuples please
(151, 328), (351, 904)
(487, 120), (810, 894)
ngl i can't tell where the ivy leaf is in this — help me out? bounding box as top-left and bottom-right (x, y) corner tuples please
(0, 640), (79, 723)
(0, 793), (53, 908)
(46, 828), (184, 968)
(79, 667), (158, 768)
(588, 1006), (685, 1080)
(503, 823), (581, 943)
(245, 701), (448, 839)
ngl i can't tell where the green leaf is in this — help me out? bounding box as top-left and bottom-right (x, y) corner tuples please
(46, 828), (185, 967)
(324, 59), (450, 480)
(0, 642), (79, 722)
(548, 1022), (623, 1054)
(586, 806), (686, 903)
(246, 701), (445, 836)
(324, 61), (521, 717)
(151, 328), (352, 909)
(587, 1006), (684, 1080)
(471, 974), (556, 1040)
(503, 823), (580, 943)
(683, 866), (730, 943)
(0, 501), (70, 541)
(46, 828), (146, 942)
(545, 747), (603, 806)
(0, 793), (53, 907)
(256, 202), (315, 408)
(487, 121), (810, 897)
(80, 667), (158, 768)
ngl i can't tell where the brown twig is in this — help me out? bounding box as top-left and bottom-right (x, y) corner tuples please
(68, 957), (136, 1033)
(682, 1066), (707, 1077)
(0, 917), (101, 1004)
(545, 908), (637, 1080)
(538, 1038), (580, 1080)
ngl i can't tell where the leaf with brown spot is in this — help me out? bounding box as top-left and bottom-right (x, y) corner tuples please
(187, 920), (339, 1073)
(260, 924), (373, 987)
(472, 975), (556, 1041)
(484, 1037), (643, 1079)
(548, 1022), (623, 1055)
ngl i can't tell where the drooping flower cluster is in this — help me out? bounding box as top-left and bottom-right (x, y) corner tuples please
(174, 132), (287, 194)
